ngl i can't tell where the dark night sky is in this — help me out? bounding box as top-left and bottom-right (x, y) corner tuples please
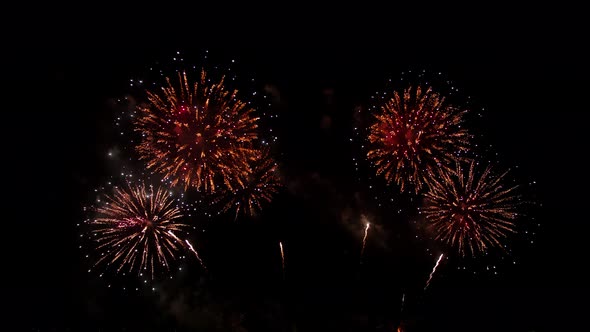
(9, 5), (589, 331)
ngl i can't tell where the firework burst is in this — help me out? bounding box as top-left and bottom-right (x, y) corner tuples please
(216, 147), (281, 219)
(421, 160), (520, 256)
(133, 70), (259, 193)
(85, 181), (192, 279)
(367, 86), (470, 193)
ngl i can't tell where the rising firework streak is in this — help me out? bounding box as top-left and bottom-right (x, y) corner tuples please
(424, 254), (444, 290)
(279, 241), (285, 278)
(360, 218), (371, 263)
(400, 293), (405, 313)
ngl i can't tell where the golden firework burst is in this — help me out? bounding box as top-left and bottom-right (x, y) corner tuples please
(421, 160), (520, 256)
(86, 182), (190, 278)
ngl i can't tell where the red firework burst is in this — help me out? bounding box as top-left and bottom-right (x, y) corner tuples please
(134, 70), (259, 192)
(367, 86), (470, 192)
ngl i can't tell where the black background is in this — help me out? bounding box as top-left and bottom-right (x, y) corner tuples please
(9, 5), (588, 331)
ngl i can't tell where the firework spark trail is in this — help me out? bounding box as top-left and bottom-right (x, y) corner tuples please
(185, 239), (207, 272)
(424, 254), (444, 291)
(167, 230), (183, 243)
(360, 218), (371, 262)
(279, 241), (285, 279)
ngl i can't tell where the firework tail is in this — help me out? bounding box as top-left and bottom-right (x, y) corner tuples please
(279, 241), (285, 279)
(424, 254), (444, 291)
(360, 222), (370, 263)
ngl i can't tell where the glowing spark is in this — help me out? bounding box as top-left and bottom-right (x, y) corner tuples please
(367, 86), (471, 193)
(424, 253), (444, 291)
(185, 239), (207, 271)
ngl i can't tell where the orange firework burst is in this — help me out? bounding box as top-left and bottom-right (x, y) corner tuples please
(367, 86), (470, 193)
(86, 181), (191, 278)
(217, 147), (281, 219)
(421, 160), (520, 256)
(134, 70), (259, 192)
